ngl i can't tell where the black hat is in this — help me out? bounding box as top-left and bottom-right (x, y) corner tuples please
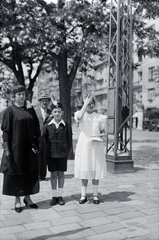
(11, 85), (26, 94)
(52, 102), (63, 110)
(38, 94), (51, 101)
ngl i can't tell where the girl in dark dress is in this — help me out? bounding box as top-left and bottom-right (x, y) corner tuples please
(0, 85), (41, 213)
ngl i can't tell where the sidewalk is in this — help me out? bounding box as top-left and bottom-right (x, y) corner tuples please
(0, 129), (159, 240)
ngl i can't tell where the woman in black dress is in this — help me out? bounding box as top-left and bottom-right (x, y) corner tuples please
(0, 85), (41, 213)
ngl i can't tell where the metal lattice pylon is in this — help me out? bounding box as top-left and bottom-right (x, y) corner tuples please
(106, 0), (134, 173)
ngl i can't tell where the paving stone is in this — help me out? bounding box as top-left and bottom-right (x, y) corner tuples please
(119, 226), (149, 238)
(145, 214), (159, 223)
(0, 233), (17, 240)
(24, 221), (51, 230)
(15, 228), (52, 240)
(53, 203), (79, 211)
(64, 228), (95, 239)
(76, 206), (100, 214)
(119, 217), (152, 228)
(139, 207), (159, 215)
(129, 236), (150, 240)
(147, 233), (159, 240)
(144, 221), (159, 234)
(117, 210), (146, 220)
(59, 209), (80, 217)
(117, 184), (136, 189)
(0, 209), (11, 215)
(105, 215), (124, 223)
(78, 211), (107, 220)
(0, 221), (4, 227)
(0, 214), (5, 220)
(103, 207), (128, 215)
(0, 225), (25, 235)
(30, 208), (56, 217)
(51, 216), (82, 226)
(80, 217), (111, 228)
(49, 222), (82, 234)
(122, 200), (146, 205)
(32, 212), (62, 222)
(93, 222), (124, 234)
(5, 211), (32, 220)
(86, 231), (126, 240)
(3, 218), (33, 227)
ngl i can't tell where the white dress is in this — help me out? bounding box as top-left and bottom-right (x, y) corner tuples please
(74, 111), (107, 180)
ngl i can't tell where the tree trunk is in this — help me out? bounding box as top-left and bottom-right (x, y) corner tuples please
(58, 51), (74, 159)
(26, 89), (34, 102)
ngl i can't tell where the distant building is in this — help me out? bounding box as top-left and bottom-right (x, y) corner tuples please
(36, 63), (60, 110)
(133, 18), (159, 127)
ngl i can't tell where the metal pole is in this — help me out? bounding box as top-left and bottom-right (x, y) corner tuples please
(106, 0), (134, 173)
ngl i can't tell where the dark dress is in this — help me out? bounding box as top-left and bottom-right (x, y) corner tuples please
(0, 104), (41, 196)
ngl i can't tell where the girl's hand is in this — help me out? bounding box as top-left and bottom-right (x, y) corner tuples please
(84, 94), (93, 106)
(99, 133), (107, 142)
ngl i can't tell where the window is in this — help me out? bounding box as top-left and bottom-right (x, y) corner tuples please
(138, 71), (142, 83)
(138, 48), (143, 62)
(138, 55), (142, 62)
(148, 88), (155, 101)
(135, 91), (142, 101)
(148, 67), (155, 81)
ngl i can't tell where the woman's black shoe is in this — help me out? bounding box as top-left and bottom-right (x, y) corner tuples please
(15, 206), (21, 213)
(93, 196), (100, 204)
(23, 198), (38, 209)
(79, 196), (87, 204)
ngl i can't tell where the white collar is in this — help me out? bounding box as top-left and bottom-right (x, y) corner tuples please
(48, 118), (65, 127)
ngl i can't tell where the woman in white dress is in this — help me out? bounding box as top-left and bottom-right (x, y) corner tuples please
(74, 94), (107, 204)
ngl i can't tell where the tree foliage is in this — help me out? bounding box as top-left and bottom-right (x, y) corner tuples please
(0, 0), (52, 98)
(132, 0), (159, 57)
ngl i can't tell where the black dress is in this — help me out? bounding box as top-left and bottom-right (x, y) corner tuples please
(0, 104), (41, 196)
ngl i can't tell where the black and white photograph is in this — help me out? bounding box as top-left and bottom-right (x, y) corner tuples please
(0, 0), (159, 239)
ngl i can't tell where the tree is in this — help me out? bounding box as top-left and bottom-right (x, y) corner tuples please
(132, 0), (159, 58)
(37, 0), (110, 125)
(0, 0), (53, 100)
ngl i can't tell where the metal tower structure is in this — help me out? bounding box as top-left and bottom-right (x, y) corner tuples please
(106, 0), (134, 173)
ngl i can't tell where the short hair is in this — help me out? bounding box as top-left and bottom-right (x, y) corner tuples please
(52, 102), (63, 110)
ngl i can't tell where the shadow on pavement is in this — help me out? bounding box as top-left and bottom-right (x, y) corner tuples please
(37, 195), (80, 209)
(30, 227), (91, 240)
(101, 191), (135, 202)
(134, 166), (145, 171)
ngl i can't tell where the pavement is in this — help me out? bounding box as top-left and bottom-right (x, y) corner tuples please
(0, 126), (159, 240)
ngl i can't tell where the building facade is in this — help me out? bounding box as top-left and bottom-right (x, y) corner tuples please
(133, 18), (159, 126)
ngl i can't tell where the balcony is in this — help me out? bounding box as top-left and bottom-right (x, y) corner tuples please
(148, 78), (155, 82)
(94, 87), (108, 96)
(133, 82), (142, 91)
(74, 86), (82, 93)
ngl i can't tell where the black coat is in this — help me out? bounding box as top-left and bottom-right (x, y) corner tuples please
(43, 122), (72, 159)
(0, 105), (41, 175)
